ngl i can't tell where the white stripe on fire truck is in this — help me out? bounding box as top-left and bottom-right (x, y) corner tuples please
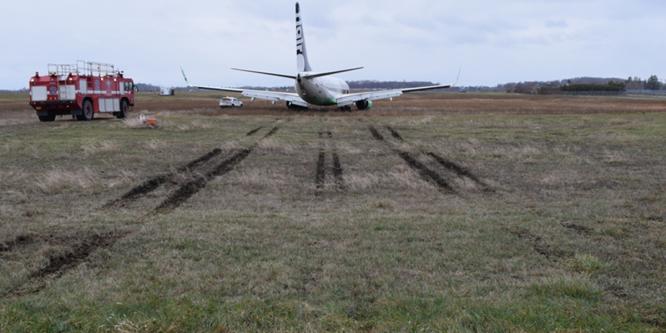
(76, 91), (122, 95)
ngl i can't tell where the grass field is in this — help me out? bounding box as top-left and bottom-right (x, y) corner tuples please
(0, 92), (665, 332)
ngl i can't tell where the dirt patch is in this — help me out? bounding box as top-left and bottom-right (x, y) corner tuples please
(511, 229), (567, 261)
(561, 222), (593, 235)
(385, 126), (404, 141)
(246, 127), (263, 136)
(0, 234), (36, 253)
(646, 215), (664, 223)
(605, 283), (628, 298)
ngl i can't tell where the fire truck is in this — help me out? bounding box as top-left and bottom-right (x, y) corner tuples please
(29, 61), (135, 122)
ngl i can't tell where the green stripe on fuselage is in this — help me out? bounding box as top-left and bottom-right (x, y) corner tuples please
(303, 95), (337, 106)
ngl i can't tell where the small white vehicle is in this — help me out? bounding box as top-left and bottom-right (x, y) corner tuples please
(219, 97), (244, 108)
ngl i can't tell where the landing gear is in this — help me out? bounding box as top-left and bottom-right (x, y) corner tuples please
(338, 105), (352, 112)
(355, 100), (372, 111)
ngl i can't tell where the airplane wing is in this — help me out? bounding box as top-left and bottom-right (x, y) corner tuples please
(241, 90), (308, 107)
(181, 68), (309, 107)
(194, 85), (308, 107)
(336, 84), (451, 106)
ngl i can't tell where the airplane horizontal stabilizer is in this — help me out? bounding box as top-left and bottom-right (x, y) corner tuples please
(402, 84), (451, 93)
(302, 67), (364, 79)
(231, 68), (297, 80)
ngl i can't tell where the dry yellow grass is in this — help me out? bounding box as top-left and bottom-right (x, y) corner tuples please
(34, 168), (99, 194)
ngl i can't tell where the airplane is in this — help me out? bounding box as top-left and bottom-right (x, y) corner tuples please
(182, 2), (451, 111)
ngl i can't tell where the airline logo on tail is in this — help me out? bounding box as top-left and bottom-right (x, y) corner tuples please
(295, 2), (312, 72)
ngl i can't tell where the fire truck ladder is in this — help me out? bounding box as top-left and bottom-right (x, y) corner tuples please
(76, 61), (120, 77)
(47, 64), (77, 78)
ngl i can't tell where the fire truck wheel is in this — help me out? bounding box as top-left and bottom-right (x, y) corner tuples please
(38, 112), (56, 122)
(80, 99), (94, 121)
(115, 100), (129, 119)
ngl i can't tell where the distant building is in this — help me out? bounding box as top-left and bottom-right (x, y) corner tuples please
(159, 87), (175, 96)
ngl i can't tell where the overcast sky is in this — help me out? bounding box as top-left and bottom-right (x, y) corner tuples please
(1, 0), (664, 89)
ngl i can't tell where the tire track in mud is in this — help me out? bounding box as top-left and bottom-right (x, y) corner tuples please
(374, 125), (494, 193)
(3, 123), (285, 298)
(314, 130), (346, 193)
(508, 224), (638, 302)
(395, 151), (455, 193)
(2, 230), (129, 298)
(426, 152), (493, 191)
(315, 131), (327, 192)
(106, 148), (223, 207)
(368, 126), (384, 141)
(156, 148), (253, 212)
(108, 123), (283, 211)
(3, 126), (284, 298)
(3, 132), (258, 296)
(368, 126), (455, 193)
(246, 126), (263, 136)
(327, 131), (346, 191)
(29, 232), (127, 279)
(155, 126), (280, 213)
(264, 126), (280, 137)
(331, 151), (345, 191)
(385, 126), (404, 142)
(555, 221), (637, 300)
(510, 229), (568, 262)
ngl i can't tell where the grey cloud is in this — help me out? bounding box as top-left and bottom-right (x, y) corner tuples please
(0, 0), (664, 88)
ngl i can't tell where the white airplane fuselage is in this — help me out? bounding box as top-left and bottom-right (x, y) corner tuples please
(184, 2), (450, 110)
(295, 74), (350, 106)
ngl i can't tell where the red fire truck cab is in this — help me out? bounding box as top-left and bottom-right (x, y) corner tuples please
(29, 61), (135, 122)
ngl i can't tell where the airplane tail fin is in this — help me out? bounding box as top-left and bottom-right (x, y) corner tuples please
(180, 67), (190, 86)
(296, 2), (312, 72)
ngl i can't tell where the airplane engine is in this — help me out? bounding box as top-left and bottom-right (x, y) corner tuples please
(286, 101), (308, 110)
(355, 100), (373, 111)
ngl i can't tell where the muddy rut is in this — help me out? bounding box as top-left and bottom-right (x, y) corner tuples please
(315, 130), (346, 193)
(2, 231), (128, 297)
(368, 125), (493, 194)
(106, 126), (281, 214)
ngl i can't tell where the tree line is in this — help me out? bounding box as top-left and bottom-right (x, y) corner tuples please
(494, 75), (664, 94)
(628, 75), (663, 90)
